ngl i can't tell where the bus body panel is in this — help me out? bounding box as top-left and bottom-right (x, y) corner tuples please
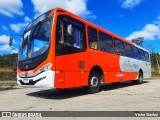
(119, 56), (139, 81)
(139, 60), (151, 79)
(17, 7), (151, 89)
(55, 52), (86, 88)
(17, 70), (55, 87)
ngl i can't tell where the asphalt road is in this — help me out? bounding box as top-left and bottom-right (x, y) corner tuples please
(0, 80), (160, 120)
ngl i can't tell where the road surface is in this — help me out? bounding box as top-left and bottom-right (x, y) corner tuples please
(0, 80), (160, 120)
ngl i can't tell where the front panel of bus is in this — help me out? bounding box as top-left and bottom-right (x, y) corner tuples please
(17, 10), (88, 88)
(17, 10), (56, 87)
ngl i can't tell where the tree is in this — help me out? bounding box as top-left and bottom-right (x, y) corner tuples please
(0, 53), (18, 72)
(131, 37), (144, 46)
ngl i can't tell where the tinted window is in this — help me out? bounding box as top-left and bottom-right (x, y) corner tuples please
(124, 43), (133, 58)
(144, 51), (150, 62)
(114, 38), (125, 56)
(132, 47), (139, 59)
(88, 27), (98, 49)
(56, 16), (86, 56)
(114, 38), (124, 48)
(99, 32), (114, 53)
(99, 32), (112, 44)
(124, 43), (132, 51)
(139, 49), (146, 61)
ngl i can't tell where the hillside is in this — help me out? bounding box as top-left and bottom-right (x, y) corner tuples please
(0, 53), (18, 72)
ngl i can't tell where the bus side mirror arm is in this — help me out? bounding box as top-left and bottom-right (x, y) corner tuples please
(9, 35), (13, 47)
(9, 34), (21, 51)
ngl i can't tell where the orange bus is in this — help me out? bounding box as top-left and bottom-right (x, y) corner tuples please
(10, 7), (151, 93)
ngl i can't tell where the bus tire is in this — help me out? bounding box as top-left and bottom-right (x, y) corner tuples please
(87, 71), (101, 94)
(133, 71), (143, 84)
(138, 71), (143, 84)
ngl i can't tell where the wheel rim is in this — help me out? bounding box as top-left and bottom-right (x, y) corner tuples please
(90, 77), (99, 87)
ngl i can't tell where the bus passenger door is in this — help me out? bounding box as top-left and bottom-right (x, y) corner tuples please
(55, 15), (86, 88)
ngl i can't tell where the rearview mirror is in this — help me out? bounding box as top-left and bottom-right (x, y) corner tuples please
(9, 35), (13, 46)
(9, 34), (22, 51)
(67, 24), (73, 36)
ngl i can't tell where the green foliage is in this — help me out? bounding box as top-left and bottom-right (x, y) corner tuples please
(150, 53), (160, 70)
(0, 72), (16, 81)
(0, 53), (18, 72)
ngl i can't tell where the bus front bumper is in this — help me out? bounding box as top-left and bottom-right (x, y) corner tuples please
(17, 70), (55, 88)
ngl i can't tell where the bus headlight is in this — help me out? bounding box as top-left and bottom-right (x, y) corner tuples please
(39, 63), (52, 72)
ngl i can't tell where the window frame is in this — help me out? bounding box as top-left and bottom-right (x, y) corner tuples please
(114, 38), (124, 49)
(124, 43), (133, 51)
(124, 43), (133, 58)
(56, 15), (87, 56)
(144, 51), (150, 62)
(88, 26), (99, 50)
(99, 31), (113, 45)
(132, 46), (140, 60)
(99, 31), (114, 53)
(139, 49), (146, 61)
(114, 38), (125, 56)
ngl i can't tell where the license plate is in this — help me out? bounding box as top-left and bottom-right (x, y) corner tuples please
(23, 78), (29, 83)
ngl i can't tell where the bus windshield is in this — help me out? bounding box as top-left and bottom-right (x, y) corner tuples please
(19, 12), (52, 61)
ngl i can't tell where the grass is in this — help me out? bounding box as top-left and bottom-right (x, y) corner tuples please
(0, 67), (14, 72)
(0, 68), (16, 81)
(0, 81), (17, 86)
(145, 76), (160, 80)
(151, 75), (160, 80)
(150, 69), (160, 79)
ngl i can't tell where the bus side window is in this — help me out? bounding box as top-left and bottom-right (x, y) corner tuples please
(99, 31), (114, 53)
(88, 27), (98, 50)
(56, 16), (86, 56)
(65, 23), (85, 49)
(145, 51), (150, 62)
(139, 49), (146, 61)
(132, 46), (139, 59)
(114, 38), (125, 56)
(124, 43), (133, 58)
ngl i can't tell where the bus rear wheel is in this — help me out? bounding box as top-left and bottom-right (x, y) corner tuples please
(138, 71), (143, 84)
(87, 71), (101, 94)
(133, 71), (143, 84)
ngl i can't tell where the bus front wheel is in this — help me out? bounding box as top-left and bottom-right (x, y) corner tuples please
(86, 71), (101, 94)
